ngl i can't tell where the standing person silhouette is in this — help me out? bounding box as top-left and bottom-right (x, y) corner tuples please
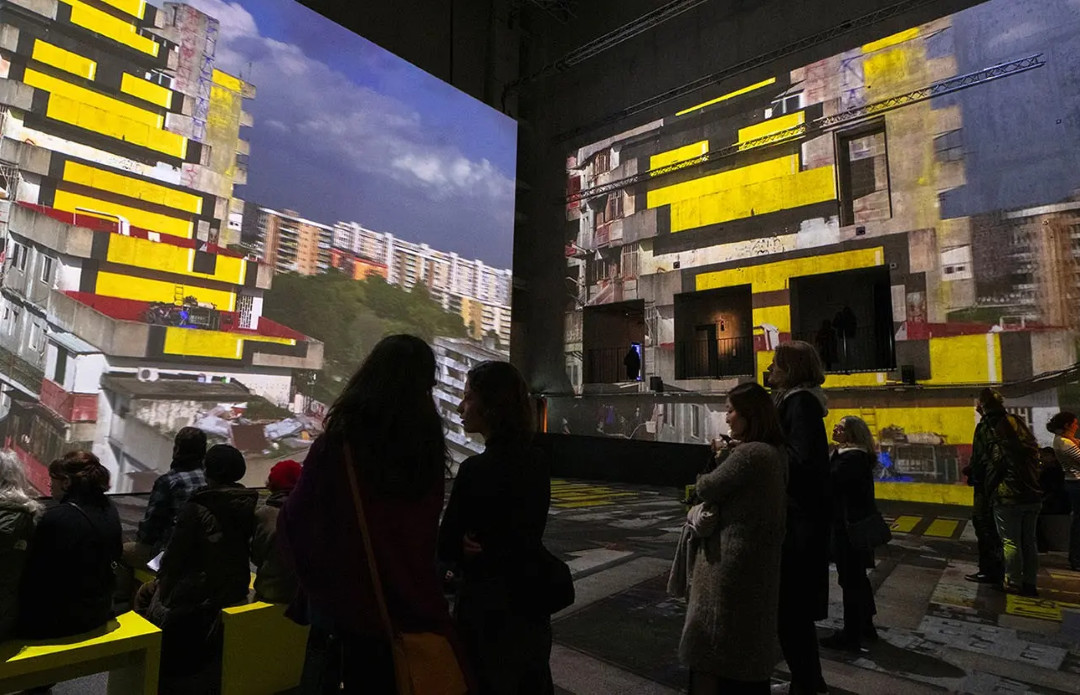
(765, 341), (831, 695)
(624, 345), (642, 381)
(439, 361), (553, 695)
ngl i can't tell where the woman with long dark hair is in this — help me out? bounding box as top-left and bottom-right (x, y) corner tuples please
(820, 416), (879, 653)
(766, 340), (831, 695)
(280, 335), (461, 694)
(18, 451), (121, 639)
(438, 361), (553, 695)
(679, 382), (788, 694)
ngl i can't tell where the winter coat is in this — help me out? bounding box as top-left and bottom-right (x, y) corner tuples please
(678, 442), (788, 681)
(17, 490), (122, 639)
(148, 483), (258, 626)
(973, 407), (1041, 505)
(0, 501), (38, 639)
(279, 435), (454, 638)
(437, 435), (551, 617)
(830, 448), (878, 569)
(776, 387), (832, 621)
(251, 490), (297, 604)
(135, 467), (206, 551)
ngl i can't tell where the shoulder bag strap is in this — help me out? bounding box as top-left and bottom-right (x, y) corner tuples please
(342, 444), (395, 642)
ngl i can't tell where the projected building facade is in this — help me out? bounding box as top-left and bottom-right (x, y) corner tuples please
(0, 1), (322, 492)
(559, 0), (1080, 484)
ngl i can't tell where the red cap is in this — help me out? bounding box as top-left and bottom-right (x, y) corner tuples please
(267, 459), (302, 491)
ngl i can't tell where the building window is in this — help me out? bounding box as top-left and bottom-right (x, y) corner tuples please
(767, 92), (803, 118)
(9, 241), (28, 272)
(593, 150), (611, 175)
(40, 256), (54, 284)
(934, 129), (963, 162)
(674, 286), (755, 379)
(690, 405), (702, 439)
(789, 266), (895, 372)
(6, 307), (19, 335)
(29, 322), (44, 352)
(837, 122), (891, 227)
(582, 300), (645, 384)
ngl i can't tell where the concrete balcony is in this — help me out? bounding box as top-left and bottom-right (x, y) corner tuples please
(39, 378), (99, 423)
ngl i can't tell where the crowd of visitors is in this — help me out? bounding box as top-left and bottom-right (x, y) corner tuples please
(1, 334), (1079, 695)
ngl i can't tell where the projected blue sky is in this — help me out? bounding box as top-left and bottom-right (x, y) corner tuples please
(153, 0), (517, 268)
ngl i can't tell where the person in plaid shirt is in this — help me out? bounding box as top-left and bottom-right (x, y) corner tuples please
(116, 427), (207, 602)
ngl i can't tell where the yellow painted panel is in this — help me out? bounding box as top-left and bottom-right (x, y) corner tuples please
(649, 140), (708, 172)
(752, 306), (790, 334)
(825, 405), (977, 446)
(875, 482), (973, 507)
(924, 519), (959, 538)
(737, 111), (805, 144)
(823, 372), (886, 388)
(677, 77), (777, 116)
(121, 73), (173, 109)
(697, 247), (884, 294)
(220, 602), (308, 695)
(54, 189), (193, 238)
(1005, 594), (1080, 623)
(862, 27), (919, 53)
(211, 69), (243, 92)
(890, 515), (921, 533)
(162, 327), (295, 360)
(62, 0), (159, 57)
(64, 161), (202, 215)
(107, 235), (246, 285)
(649, 154), (835, 232)
(26, 69), (162, 128)
(96, 271), (236, 311)
(31, 40), (96, 80)
(756, 350), (775, 385)
(97, 0), (146, 19)
(926, 334), (1001, 385)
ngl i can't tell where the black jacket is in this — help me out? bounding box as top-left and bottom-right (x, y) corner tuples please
(153, 484), (258, 621)
(776, 389), (832, 621)
(0, 501), (38, 639)
(17, 490), (122, 639)
(251, 490), (297, 604)
(438, 436), (550, 614)
(830, 449), (877, 527)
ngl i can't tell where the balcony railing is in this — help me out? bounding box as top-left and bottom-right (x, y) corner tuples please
(792, 325), (895, 372)
(39, 379), (99, 423)
(584, 347), (643, 384)
(0, 344), (44, 394)
(675, 337), (755, 379)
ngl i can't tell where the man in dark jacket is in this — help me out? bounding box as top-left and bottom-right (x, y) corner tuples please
(964, 394), (1005, 585)
(251, 459), (301, 603)
(138, 444), (258, 685)
(975, 389), (1042, 596)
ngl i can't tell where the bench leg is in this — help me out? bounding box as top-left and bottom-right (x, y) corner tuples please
(106, 643), (161, 695)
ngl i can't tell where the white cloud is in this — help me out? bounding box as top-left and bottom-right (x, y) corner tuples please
(182, 0), (515, 216)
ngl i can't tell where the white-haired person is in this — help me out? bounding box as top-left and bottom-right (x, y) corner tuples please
(0, 449), (42, 640)
(820, 416), (880, 653)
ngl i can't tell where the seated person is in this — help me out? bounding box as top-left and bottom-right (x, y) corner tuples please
(124, 427), (208, 569)
(0, 449), (43, 640)
(136, 445), (258, 686)
(251, 459), (301, 604)
(18, 451), (122, 639)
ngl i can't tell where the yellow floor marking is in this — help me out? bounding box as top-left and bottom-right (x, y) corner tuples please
(555, 500), (616, 508)
(1005, 594), (1080, 622)
(924, 519), (959, 538)
(890, 515), (921, 533)
(552, 494), (640, 504)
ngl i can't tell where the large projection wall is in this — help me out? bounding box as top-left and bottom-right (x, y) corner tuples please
(557, 0), (1080, 485)
(0, 0), (516, 491)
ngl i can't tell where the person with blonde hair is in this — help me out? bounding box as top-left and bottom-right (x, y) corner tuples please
(765, 340), (831, 695)
(0, 450), (42, 639)
(821, 416), (880, 653)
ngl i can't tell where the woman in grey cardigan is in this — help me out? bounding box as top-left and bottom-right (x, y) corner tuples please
(679, 382), (789, 694)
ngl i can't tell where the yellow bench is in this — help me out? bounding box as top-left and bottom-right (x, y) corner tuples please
(0, 611), (161, 695)
(220, 601), (309, 695)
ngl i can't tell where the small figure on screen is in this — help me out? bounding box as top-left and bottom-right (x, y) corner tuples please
(624, 345), (642, 381)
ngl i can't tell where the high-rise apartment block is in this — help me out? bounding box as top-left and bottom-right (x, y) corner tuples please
(0, 1), (322, 492)
(332, 221), (512, 345)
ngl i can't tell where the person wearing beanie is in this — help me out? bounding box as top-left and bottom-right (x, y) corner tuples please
(136, 444), (258, 690)
(251, 460), (301, 603)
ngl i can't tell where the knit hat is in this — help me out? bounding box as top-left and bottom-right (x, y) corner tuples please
(267, 459), (302, 492)
(205, 444), (246, 483)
